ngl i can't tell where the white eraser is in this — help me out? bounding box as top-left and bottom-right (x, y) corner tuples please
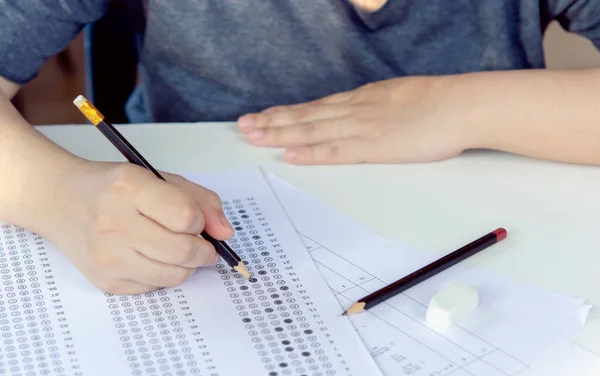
(426, 282), (479, 328)
(73, 95), (87, 107)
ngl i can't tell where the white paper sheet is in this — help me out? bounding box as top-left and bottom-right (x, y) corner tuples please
(266, 173), (600, 376)
(0, 168), (382, 376)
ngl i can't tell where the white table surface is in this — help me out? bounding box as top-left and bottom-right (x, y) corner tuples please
(37, 122), (600, 354)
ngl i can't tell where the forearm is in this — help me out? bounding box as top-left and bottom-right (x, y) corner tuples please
(0, 77), (85, 232)
(0, 76), (19, 99)
(447, 68), (600, 165)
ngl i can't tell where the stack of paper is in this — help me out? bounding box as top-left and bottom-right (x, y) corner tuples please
(265, 172), (600, 376)
(0, 166), (597, 376)
(0, 168), (382, 376)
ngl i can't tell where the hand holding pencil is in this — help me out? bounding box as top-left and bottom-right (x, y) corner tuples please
(45, 95), (245, 295)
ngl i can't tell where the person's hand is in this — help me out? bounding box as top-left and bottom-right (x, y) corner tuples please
(237, 76), (474, 165)
(348, 0), (388, 12)
(46, 161), (234, 295)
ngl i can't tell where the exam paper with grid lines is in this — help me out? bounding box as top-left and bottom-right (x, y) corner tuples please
(266, 173), (600, 376)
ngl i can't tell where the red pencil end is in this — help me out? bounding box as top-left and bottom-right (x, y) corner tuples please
(493, 228), (507, 241)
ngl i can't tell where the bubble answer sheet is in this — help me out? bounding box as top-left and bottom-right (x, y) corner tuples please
(0, 168), (383, 376)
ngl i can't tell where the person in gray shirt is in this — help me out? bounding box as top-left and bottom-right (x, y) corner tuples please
(0, 0), (599, 293)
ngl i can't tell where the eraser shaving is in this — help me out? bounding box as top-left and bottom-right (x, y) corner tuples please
(426, 282), (479, 328)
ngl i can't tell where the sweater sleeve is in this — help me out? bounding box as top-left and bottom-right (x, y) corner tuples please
(547, 0), (600, 50)
(0, 0), (109, 84)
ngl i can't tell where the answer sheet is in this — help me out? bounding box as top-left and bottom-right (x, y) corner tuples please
(266, 173), (600, 376)
(0, 168), (382, 376)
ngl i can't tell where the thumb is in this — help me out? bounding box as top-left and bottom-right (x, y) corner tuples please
(163, 173), (234, 240)
(195, 189), (235, 240)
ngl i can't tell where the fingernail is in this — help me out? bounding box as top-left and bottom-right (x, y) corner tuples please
(220, 213), (233, 231)
(284, 148), (298, 160)
(249, 129), (265, 141)
(238, 114), (256, 130)
(211, 253), (221, 265)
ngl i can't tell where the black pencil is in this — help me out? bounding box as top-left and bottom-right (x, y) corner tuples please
(343, 227), (507, 315)
(73, 95), (250, 279)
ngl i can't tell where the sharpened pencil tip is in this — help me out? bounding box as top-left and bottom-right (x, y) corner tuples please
(234, 263), (251, 279)
(344, 302), (366, 315)
(342, 311), (347, 316)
